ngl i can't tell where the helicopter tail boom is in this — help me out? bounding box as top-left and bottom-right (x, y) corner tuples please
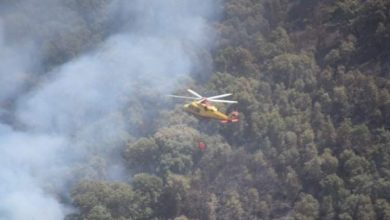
(220, 111), (239, 123)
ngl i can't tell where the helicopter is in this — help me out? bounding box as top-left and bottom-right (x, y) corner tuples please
(168, 89), (239, 123)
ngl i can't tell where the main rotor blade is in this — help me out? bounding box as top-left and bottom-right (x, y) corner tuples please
(208, 93), (232, 100)
(208, 99), (238, 104)
(187, 89), (203, 98)
(167, 95), (200, 100)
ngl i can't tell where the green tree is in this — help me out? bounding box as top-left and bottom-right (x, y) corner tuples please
(320, 196), (335, 220)
(336, 119), (352, 149)
(267, 53), (317, 90)
(157, 174), (190, 218)
(124, 137), (159, 173)
(320, 174), (349, 204)
(87, 205), (112, 220)
(219, 191), (244, 220)
(154, 125), (199, 175)
(341, 150), (370, 177)
(130, 173), (163, 220)
(351, 124), (371, 156)
(71, 181), (133, 219)
(375, 199), (390, 220)
(284, 166), (302, 199)
(215, 46), (258, 76)
(340, 194), (375, 220)
(320, 148), (339, 174)
(291, 193), (320, 220)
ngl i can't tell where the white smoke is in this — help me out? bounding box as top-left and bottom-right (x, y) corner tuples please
(0, 22), (35, 106)
(0, 124), (66, 220)
(0, 0), (218, 219)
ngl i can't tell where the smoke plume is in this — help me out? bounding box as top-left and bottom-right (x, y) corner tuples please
(0, 0), (218, 219)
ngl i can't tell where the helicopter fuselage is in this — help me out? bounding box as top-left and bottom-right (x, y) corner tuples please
(169, 89), (238, 123)
(183, 100), (233, 122)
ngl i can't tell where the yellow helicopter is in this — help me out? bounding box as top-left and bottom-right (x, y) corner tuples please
(168, 89), (239, 123)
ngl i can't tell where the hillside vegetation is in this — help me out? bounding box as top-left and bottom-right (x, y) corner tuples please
(64, 0), (390, 219)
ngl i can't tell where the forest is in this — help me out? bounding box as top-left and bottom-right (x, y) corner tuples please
(1, 0), (389, 220)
